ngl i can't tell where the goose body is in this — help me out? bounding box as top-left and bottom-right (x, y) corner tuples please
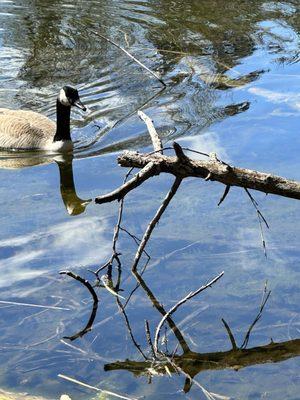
(0, 86), (86, 152)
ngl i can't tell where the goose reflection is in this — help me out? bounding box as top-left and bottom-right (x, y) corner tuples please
(0, 151), (91, 216)
(55, 154), (91, 215)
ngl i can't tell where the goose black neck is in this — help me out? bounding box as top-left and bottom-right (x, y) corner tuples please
(53, 100), (71, 142)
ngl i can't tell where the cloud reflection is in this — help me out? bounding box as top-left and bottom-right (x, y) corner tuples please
(0, 217), (112, 287)
(249, 87), (300, 112)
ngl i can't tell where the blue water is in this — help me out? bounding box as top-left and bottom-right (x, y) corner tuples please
(0, 1), (299, 399)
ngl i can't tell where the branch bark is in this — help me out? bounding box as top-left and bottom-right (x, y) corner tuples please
(104, 338), (300, 378)
(116, 145), (300, 201)
(95, 162), (159, 204)
(138, 111), (163, 153)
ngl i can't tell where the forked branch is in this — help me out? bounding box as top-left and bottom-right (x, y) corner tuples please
(117, 145), (300, 201)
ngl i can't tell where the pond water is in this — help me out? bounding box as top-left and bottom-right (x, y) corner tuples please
(0, 0), (299, 399)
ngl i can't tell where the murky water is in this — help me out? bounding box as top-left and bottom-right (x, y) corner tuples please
(0, 0), (299, 399)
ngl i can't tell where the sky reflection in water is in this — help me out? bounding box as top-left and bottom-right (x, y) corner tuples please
(0, 0), (299, 399)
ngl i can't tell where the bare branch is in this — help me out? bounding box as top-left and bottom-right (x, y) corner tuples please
(138, 111), (163, 153)
(95, 162), (159, 204)
(117, 148), (300, 201)
(154, 271), (224, 355)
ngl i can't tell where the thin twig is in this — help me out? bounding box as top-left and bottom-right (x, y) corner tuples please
(154, 272), (224, 355)
(221, 318), (238, 350)
(94, 168), (148, 359)
(119, 227), (151, 259)
(145, 320), (156, 358)
(116, 297), (148, 360)
(241, 281), (271, 349)
(58, 374), (138, 400)
(181, 147), (210, 158)
(0, 300), (70, 311)
(218, 185), (231, 206)
(91, 30), (166, 87)
(94, 169), (134, 276)
(244, 188), (269, 257)
(245, 189), (269, 228)
(145, 146), (173, 156)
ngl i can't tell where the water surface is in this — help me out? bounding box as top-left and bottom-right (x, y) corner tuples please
(0, 1), (299, 399)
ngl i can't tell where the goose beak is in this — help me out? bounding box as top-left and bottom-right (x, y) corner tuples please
(74, 99), (87, 111)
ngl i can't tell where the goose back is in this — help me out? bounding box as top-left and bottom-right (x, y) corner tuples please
(0, 108), (56, 150)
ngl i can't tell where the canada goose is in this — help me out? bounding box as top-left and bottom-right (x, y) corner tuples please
(0, 86), (86, 152)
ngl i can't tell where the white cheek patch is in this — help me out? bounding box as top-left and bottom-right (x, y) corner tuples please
(59, 89), (71, 106)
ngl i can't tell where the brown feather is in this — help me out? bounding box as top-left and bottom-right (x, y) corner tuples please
(0, 109), (56, 150)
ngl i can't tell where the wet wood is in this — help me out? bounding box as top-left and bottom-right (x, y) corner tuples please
(104, 338), (300, 378)
(137, 111), (163, 153)
(117, 145), (300, 201)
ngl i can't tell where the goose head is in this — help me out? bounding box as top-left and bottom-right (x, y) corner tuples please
(58, 86), (87, 111)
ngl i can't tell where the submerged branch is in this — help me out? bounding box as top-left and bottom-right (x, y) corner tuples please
(104, 338), (300, 379)
(132, 176), (182, 272)
(58, 374), (138, 400)
(153, 271), (224, 355)
(59, 271), (98, 340)
(221, 318), (238, 350)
